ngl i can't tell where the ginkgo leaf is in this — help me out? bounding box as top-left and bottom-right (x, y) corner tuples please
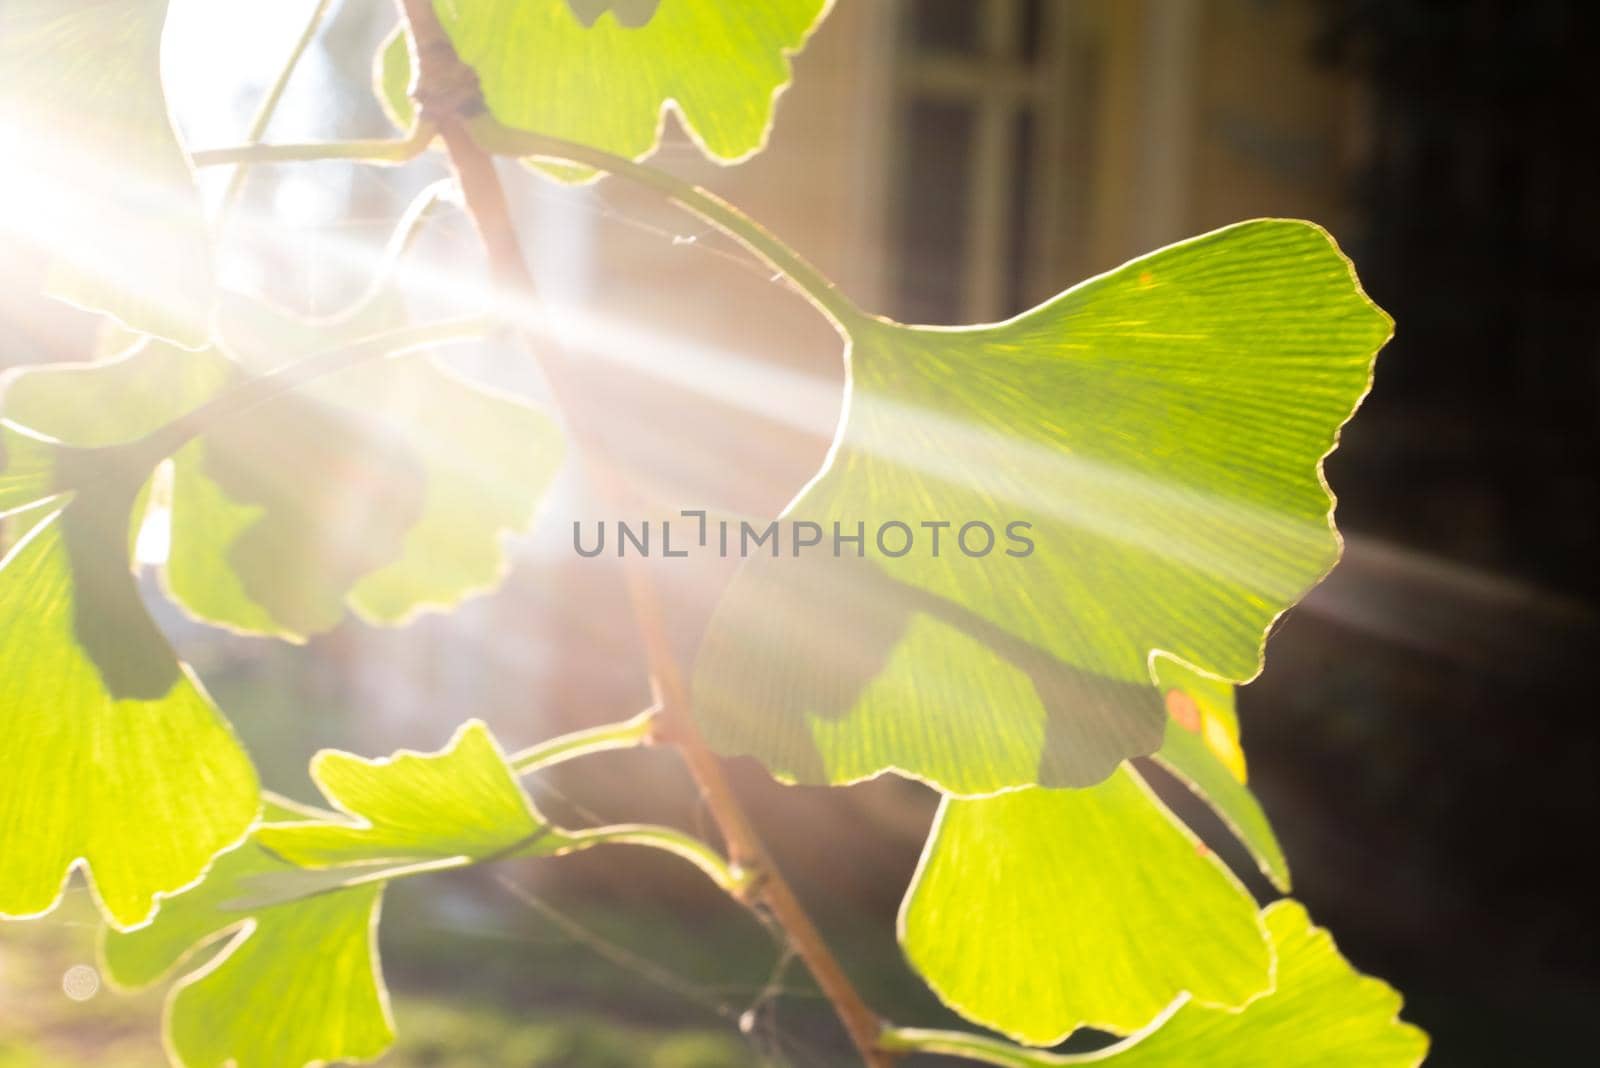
(103, 723), (563, 1068)
(1085, 900), (1429, 1066)
(887, 900), (1427, 1066)
(1151, 657), (1288, 889)
(256, 719), (569, 869)
(899, 770), (1271, 1045)
(695, 220), (1391, 794)
(0, 491), (257, 930)
(1, 333), (563, 640)
(101, 808), (394, 1068)
(377, 0), (830, 179)
(0, 0), (213, 348)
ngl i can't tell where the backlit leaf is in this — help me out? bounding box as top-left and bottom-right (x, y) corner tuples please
(0, 0), (213, 347)
(695, 220), (1390, 793)
(378, 0), (830, 178)
(1150, 657), (1288, 889)
(102, 722), (560, 1068)
(889, 901), (1426, 1066)
(1, 334), (563, 640)
(900, 770), (1271, 1045)
(0, 479), (257, 930)
(256, 719), (567, 868)
(101, 804), (394, 1068)
(1083, 900), (1429, 1066)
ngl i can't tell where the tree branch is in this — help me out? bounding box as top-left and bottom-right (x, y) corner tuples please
(390, 2), (894, 1063)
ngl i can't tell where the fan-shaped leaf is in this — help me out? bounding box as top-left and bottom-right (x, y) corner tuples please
(102, 722), (561, 1068)
(695, 220), (1390, 794)
(378, 0), (830, 178)
(2, 335), (562, 640)
(1085, 900), (1428, 1066)
(900, 770), (1271, 1045)
(888, 901), (1426, 1066)
(257, 720), (567, 868)
(0, 479), (257, 930)
(101, 802), (394, 1068)
(0, 0), (213, 347)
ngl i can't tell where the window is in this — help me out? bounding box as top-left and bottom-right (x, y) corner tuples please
(888, 0), (1082, 323)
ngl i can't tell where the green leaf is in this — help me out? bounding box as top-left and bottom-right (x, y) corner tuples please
(102, 722), (558, 1068)
(1089, 901), (1425, 1066)
(256, 720), (565, 868)
(900, 770), (1271, 1045)
(1150, 657), (1288, 889)
(885, 900), (1427, 1066)
(695, 220), (1390, 794)
(0, 492), (257, 930)
(101, 810), (394, 1068)
(0, 425), (66, 516)
(0, 0), (214, 347)
(378, 0), (830, 177)
(1087, 900), (1429, 1066)
(1, 334), (563, 640)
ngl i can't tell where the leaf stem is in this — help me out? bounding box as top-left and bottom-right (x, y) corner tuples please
(218, 0), (337, 216)
(390, 2), (894, 1063)
(879, 1027), (1094, 1067)
(506, 707), (657, 774)
(135, 315), (490, 465)
(557, 823), (748, 895)
(185, 123), (867, 331)
(191, 129), (433, 170)
(467, 118), (867, 331)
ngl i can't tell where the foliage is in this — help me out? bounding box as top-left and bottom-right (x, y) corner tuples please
(379, 0), (829, 179)
(0, 1), (1425, 1066)
(0, 0), (213, 347)
(900, 770), (1271, 1044)
(694, 220), (1388, 794)
(101, 725), (572, 1068)
(882, 902), (1429, 1066)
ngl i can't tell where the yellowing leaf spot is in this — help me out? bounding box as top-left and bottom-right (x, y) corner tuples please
(1202, 710), (1248, 784)
(1138, 269), (1155, 287)
(1165, 688), (1202, 733)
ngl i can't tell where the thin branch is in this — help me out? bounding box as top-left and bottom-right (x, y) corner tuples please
(468, 118), (868, 331)
(880, 1027), (1104, 1067)
(218, 0), (336, 215)
(185, 123), (867, 331)
(317, 178), (457, 326)
(389, 3), (894, 1064)
(190, 129), (433, 169)
(557, 823), (748, 894)
(135, 315), (491, 465)
(507, 707), (658, 774)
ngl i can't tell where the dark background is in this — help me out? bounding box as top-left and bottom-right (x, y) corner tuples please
(1251, 2), (1600, 1062)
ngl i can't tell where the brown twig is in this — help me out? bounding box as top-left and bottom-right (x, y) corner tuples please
(390, 3), (894, 1064)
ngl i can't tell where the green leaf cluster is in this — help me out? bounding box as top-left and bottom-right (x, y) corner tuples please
(0, 1), (1428, 1065)
(101, 722), (562, 1068)
(0, 329), (560, 928)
